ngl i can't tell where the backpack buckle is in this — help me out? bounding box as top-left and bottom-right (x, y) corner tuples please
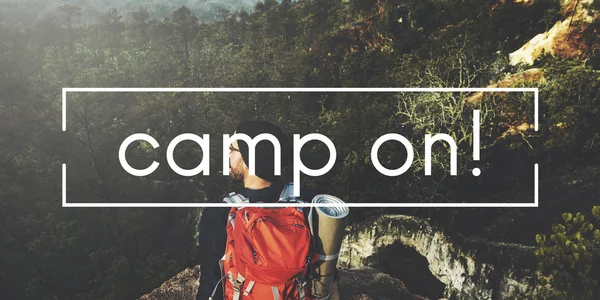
(233, 279), (243, 291)
(233, 273), (245, 290)
(229, 274), (246, 300)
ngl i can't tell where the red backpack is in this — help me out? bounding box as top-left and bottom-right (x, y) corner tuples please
(220, 206), (316, 300)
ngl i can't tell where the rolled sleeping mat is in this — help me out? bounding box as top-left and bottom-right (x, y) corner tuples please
(308, 195), (349, 300)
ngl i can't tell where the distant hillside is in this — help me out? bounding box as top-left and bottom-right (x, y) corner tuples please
(0, 0), (261, 25)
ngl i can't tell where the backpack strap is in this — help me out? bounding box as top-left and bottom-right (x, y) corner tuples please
(317, 252), (339, 261)
(296, 277), (307, 299)
(278, 182), (304, 212)
(224, 192), (248, 229)
(271, 286), (280, 300)
(223, 192), (249, 208)
(228, 211), (236, 228)
(243, 281), (255, 296)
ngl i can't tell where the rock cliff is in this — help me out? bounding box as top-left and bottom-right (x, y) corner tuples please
(509, 0), (597, 65)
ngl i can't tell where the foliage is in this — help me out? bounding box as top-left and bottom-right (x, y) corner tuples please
(541, 59), (600, 164)
(533, 206), (600, 299)
(0, 0), (261, 25)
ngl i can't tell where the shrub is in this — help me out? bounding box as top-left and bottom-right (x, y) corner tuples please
(533, 206), (600, 299)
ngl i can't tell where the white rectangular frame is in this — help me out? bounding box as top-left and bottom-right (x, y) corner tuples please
(62, 87), (539, 208)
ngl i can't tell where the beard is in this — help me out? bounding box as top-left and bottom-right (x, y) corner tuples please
(229, 161), (245, 181)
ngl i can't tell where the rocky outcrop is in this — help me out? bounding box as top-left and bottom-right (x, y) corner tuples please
(337, 267), (430, 300)
(139, 265), (432, 300)
(338, 215), (537, 300)
(509, 0), (597, 65)
(464, 68), (543, 140)
(139, 266), (200, 300)
(466, 68), (545, 105)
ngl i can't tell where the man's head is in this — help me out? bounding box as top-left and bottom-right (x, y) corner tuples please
(228, 121), (292, 183)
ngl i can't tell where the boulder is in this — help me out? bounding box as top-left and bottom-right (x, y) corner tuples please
(338, 215), (537, 299)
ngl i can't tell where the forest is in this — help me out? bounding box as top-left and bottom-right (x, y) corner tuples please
(0, 0), (599, 299)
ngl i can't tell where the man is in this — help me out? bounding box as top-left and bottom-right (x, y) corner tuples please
(197, 121), (298, 300)
(196, 120), (339, 300)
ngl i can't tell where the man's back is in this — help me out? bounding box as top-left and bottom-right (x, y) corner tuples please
(197, 121), (324, 300)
